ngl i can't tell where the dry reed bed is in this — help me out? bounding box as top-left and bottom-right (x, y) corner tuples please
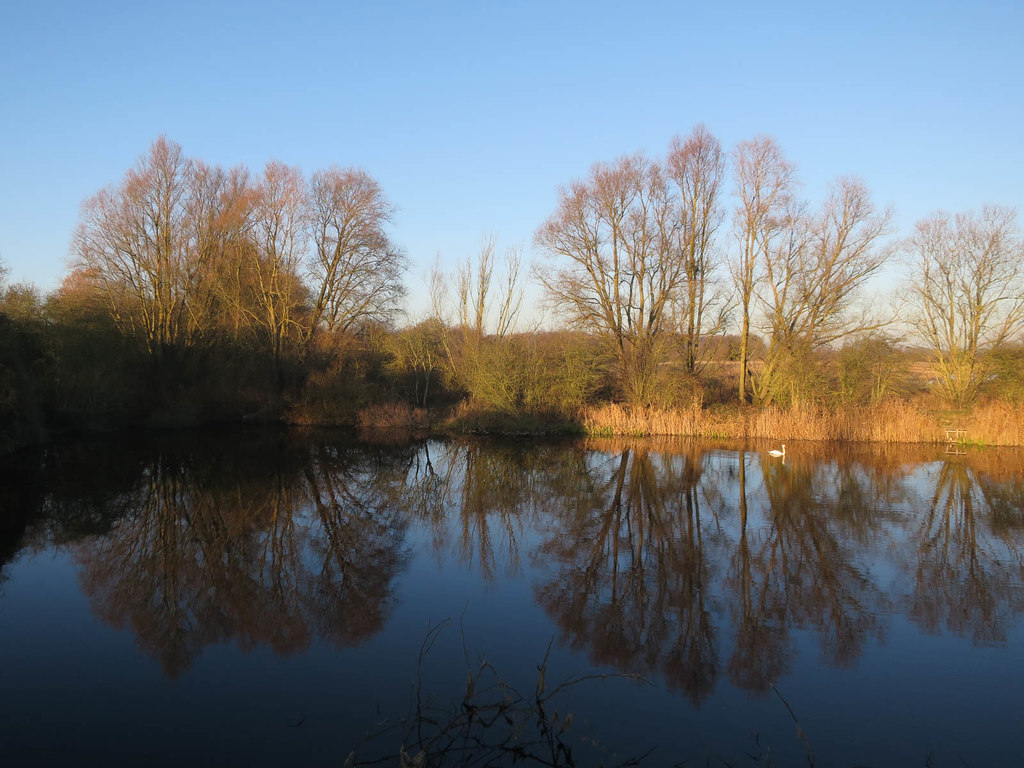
(582, 401), (1024, 446)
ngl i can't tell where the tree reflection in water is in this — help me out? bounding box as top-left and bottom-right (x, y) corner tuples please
(6, 432), (1024, 706)
(755, 452), (887, 670)
(727, 448), (790, 694)
(66, 433), (413, 677)
(411, 441), (564, 583)
(907, 457), (1024, 645)
(524, 441), (1024, 705)
(533, 443), (721, 704)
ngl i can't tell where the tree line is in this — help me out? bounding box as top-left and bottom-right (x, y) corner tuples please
(71, 137), (405, 372)
(2, 129), (1023, 447)
(532, 129), (1023, 411)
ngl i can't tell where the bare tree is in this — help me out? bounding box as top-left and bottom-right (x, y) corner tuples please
(731, 137), (796, 403)
(72, 137), (192, 364)
(182, 160), (253, 344)
(306, 167), (406, 347)
(902, 206), (1024, 407)
(435, 235), (525, 412)
(667, 124), (729, 375)
(752, 177), (892, 405)
(536, 153), (681, 405)
(246, 161), (308, 369)
(454, 234), (523, 340)
(68, 137), (406, 389)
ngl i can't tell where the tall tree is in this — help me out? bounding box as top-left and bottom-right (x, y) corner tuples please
(182, 160), (253, 344)
(902, 206), (1024, 407)
(754, 177), (892, 405)
(72, 137), (192, 365)
(536, 153), (680, 405)
(306, 167), (405, 347)
(731, 137), (795, 403)
(247, 161), (308, 370)
(667, 124), (728, 375)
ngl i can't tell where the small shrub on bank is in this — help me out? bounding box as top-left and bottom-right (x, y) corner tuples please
(442, 401), (584, 436)
(355, 401), (429, 430)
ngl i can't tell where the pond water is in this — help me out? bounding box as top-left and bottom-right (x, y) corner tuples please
(1, 429), (1023, 766)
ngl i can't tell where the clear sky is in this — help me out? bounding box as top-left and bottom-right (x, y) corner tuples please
(1, 0), (1021, 316)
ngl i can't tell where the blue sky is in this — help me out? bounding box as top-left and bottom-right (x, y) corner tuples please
(1, 0), (1021, 316)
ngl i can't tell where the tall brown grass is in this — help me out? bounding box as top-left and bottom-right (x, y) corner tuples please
(582, 400), (1024, 446)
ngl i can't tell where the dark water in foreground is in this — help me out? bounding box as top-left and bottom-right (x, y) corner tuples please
(1, 429), (1023, 766)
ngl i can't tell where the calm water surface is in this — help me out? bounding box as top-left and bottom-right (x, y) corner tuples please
(1, 429), (1023, 766)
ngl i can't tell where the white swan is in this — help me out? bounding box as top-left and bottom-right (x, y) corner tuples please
(768, 444), (786, 458)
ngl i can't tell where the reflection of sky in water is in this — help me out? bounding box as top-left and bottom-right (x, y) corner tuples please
(1, 433), (1023, 766)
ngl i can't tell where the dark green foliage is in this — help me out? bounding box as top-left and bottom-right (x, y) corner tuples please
(0, 313), (47, 451)
(0, 284), (51, 449)
(40, 294), (150, 430)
